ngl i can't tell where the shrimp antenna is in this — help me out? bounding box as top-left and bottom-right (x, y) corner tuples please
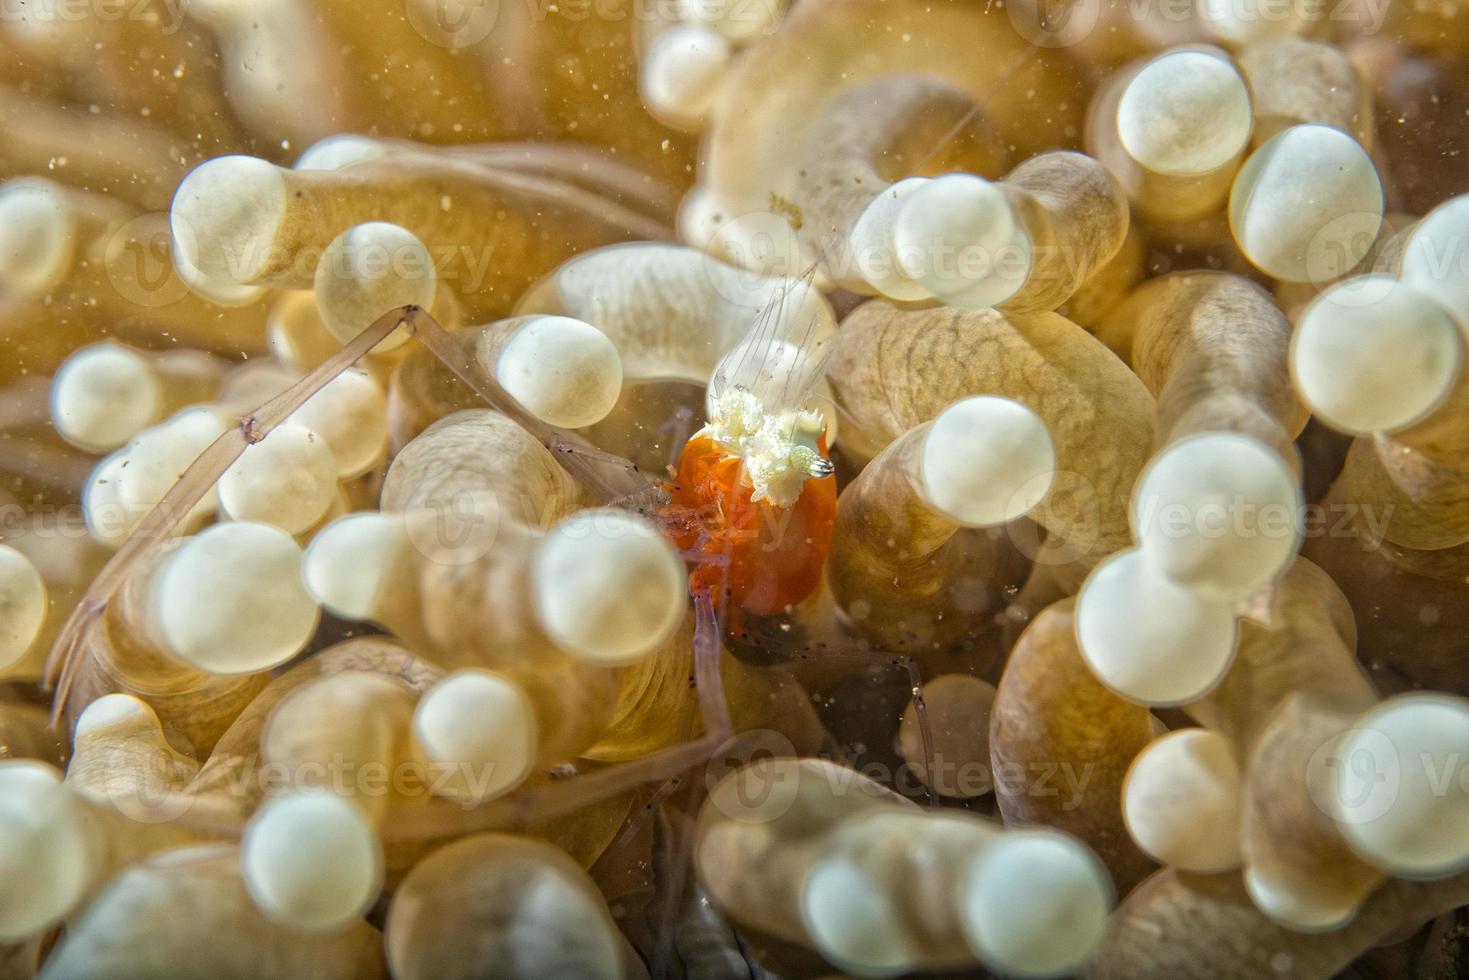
(43, 305), (654, 720)
(720, 257), (828, 416)
(779, 304), (824, 408)
(728, 268), (787, 395)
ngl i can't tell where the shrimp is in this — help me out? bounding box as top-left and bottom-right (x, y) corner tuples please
(659, 273), (838, 626)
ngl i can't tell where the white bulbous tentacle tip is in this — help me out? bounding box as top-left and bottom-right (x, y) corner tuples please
(314, 221), (436, 351)
(266, 292), (324, 371)
(302, 511), (409, 621)
(1122, 728), (1243, 873)
(676, 186), (725, 250)
(708, 211), (829, 288)
(1291, 274), (1462, 435)
(116, 407), (229, 525)
(288, 369), (390, 479)
(0, 760), (93, 944)
(640, 23), (732, 127)
(1243, 865), (1363, 933)
(51, 343), (161, 453)
(72, 692), (165, 741)
(218, 423), (338, 534)
(0, 758), (64, 798)
(413, 669), (535, 803)
(850, 177), (935, 302)
(1076, 547), (1239, 706)
(294, 134), (386, 172)
(83, 451), (132, 548)
(1118, 49), (1252, 176)
(1400, 194), (1469, 329)
(801, 857), (925, 977)
(1131, 431), (1303, 601)
(919, 396), (1055, 528)
(495, 316), (624, 429)
(1331, 694), (1469, 879)
(171, 236), (265, 307)
(152, 521), (320, 675)
(0, 545), (47, 671)
(170, 155), (288, 286)
(241, 791), (383, 934)
(961, 829), (1113, 978)
(892, 173), (1032, 310)
(532, 509), (687, 666)
(1229, 124), (1383, 284)
(0, 177), (76, 297)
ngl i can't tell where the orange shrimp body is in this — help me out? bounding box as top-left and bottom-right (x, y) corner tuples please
(663, 432), (836, 619)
